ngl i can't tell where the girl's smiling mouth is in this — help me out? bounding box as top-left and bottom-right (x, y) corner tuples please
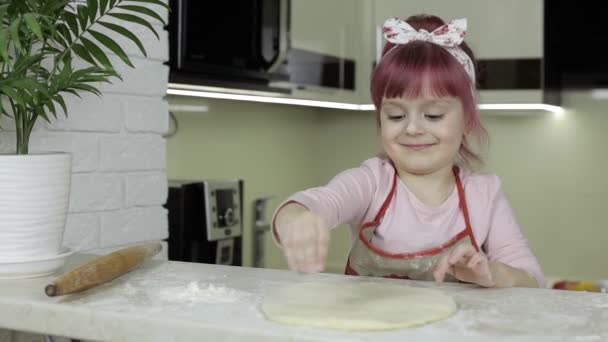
(400, 143), (437, 150)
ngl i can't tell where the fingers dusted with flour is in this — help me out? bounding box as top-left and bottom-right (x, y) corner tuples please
(433, 244), (495, 288)
(274, 202), (330, 273)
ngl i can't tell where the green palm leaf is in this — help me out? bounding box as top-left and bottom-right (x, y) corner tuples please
(9, 18), (22, 52)
(42, 46), (62, 54)
(62, 89), (82, 98)
(56, 61), (71, 88)
(0, 86), (25, 107)
(23, 13), (43, 40)
(87, 0), (98, 23)
(63, 12), (80, 36)
(53, 95), (67, 115)
(107, 12), (159, 39)
(12, 79), (51, 100)
(45, 97), (57, 118)
(60, 49), (72, 65)
(98, 21), (146, 57)
(70, 83), (102, 96)
(0, 29), (9, 62)
(48, 0), (71, 13)
(12, 54), (44, 74)
(34, 105), (51, 123)
(0, 0), (167, 154)
(0, 100), (7, 117)
(99, 0), (108, 14)
(76, 5), (88, 30)
(80, 36), (112, 67)
(116, 5), (165, 25)
(125, 0), (169, 10)
(89, 29), (133, 67)
(71, 67), (110, 80)
(0, 4), (9, 22)
(55, 23), (72, 45)
(72, 42), (97, 66)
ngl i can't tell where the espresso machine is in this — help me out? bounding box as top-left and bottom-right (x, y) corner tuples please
(165, 179), (243, 266)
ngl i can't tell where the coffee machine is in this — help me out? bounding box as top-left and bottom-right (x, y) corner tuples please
(165, 179), (243, 266)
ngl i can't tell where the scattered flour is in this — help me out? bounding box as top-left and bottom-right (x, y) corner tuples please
(158, 281), (250, 303)
(574, 336), (602, 342)
(121, 282), (138, 296)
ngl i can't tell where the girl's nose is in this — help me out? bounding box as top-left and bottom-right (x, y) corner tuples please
(405, 116), (424, 135)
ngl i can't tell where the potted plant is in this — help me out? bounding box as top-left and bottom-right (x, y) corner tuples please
(0, 0), (167, 277)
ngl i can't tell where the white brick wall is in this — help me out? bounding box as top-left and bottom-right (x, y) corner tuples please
(0, 3), (170, 255)
(0, 3), (170, 340)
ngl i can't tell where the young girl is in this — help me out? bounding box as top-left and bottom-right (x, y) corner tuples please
(272, 14), (544, 288)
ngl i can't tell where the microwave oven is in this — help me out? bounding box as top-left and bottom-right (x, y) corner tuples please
(168, 0), (291, 88)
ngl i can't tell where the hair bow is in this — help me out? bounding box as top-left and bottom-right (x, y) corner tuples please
(381, 17), (476, 83)
(383, 17), (467, 48)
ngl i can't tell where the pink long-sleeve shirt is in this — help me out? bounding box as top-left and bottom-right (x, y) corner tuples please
(274, 157), (545, 287)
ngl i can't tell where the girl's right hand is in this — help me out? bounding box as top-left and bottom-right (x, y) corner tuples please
(274, 203), (330, 273)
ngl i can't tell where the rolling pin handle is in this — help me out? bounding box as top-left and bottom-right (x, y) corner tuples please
(45, 284), (57, 297)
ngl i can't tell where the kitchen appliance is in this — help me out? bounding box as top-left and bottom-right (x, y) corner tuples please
(165, 179), (243, 266)
(252, 196), (274, 268)
(168, 0), (290, 90)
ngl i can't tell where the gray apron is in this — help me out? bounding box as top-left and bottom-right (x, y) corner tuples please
(345, 166), (480, 282)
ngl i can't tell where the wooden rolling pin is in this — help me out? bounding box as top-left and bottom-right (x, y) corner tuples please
(45, 242), (162, 297)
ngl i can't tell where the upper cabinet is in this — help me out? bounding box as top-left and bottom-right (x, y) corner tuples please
(168, 0), (563, 110)
(371, 0), (549, 106)
(290, 0), (359, 59)
(282, 0), (369, 103)
(372, 0), (542, 60)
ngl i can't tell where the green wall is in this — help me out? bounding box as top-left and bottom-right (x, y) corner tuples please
(167, 91), (608, 283)
(166, 96), (321, 271)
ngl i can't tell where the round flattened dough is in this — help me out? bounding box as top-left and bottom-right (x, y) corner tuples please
(261, 281), (457, 331)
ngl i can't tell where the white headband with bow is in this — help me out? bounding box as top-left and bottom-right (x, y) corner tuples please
(382, 17), (476, 83)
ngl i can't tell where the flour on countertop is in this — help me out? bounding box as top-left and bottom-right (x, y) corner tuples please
(574, 336), (602, 342)
(158, 281), (250, 303)
(69, 279), (252, 310)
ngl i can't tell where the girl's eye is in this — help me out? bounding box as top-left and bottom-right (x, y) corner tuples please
(386, 113), (405, 121)
(425, 114), (444, 120)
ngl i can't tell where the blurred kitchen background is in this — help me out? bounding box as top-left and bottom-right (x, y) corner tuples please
(2, 0), (602, 289)
(164, 0), (606, 286)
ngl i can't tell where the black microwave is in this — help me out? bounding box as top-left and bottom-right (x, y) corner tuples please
(168, 0), (290, 89)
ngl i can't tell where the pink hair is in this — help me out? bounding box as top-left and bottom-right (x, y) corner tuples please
(370, 14), (487, 168)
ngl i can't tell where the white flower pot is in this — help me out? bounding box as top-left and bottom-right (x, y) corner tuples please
(0, 153), (71, 261)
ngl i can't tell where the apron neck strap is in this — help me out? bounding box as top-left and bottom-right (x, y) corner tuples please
(373, 171), (398, 223)
(375, 164), (470, 228)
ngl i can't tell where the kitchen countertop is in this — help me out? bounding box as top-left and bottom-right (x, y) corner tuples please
(0, 254), (606, 342)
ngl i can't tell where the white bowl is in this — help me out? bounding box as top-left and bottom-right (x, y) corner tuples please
(0, 247), (76, 279)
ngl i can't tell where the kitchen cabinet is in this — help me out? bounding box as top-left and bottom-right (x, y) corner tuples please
(371, 0), (542, 60)
(371, 0), (548, 106)
(291, 0), (359, 60)
(288, 0), (546, 107)
(283, 0), (372, 104)
(0, 253), (607, 341)
(168, 0), (557, 110)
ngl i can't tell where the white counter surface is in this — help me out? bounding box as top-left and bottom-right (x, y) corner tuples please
(0, 254), (606, 342)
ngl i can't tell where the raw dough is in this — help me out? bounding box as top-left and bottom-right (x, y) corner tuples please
(261, 281), (457, 331)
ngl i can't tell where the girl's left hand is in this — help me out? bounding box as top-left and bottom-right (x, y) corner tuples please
(433, 244), (496, 288)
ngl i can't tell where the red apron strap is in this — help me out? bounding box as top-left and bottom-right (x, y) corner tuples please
(372, 170), (398, 224)
(453, 166), (480, 252)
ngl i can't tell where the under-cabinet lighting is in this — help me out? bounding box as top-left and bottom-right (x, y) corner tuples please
(167, 85), (564, 114)
(478, 103), (564, 114)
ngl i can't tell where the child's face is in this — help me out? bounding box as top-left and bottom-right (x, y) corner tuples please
(379, 92), (466, 175)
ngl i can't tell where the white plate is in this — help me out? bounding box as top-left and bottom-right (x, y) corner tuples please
(0, 248), (76, 279)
